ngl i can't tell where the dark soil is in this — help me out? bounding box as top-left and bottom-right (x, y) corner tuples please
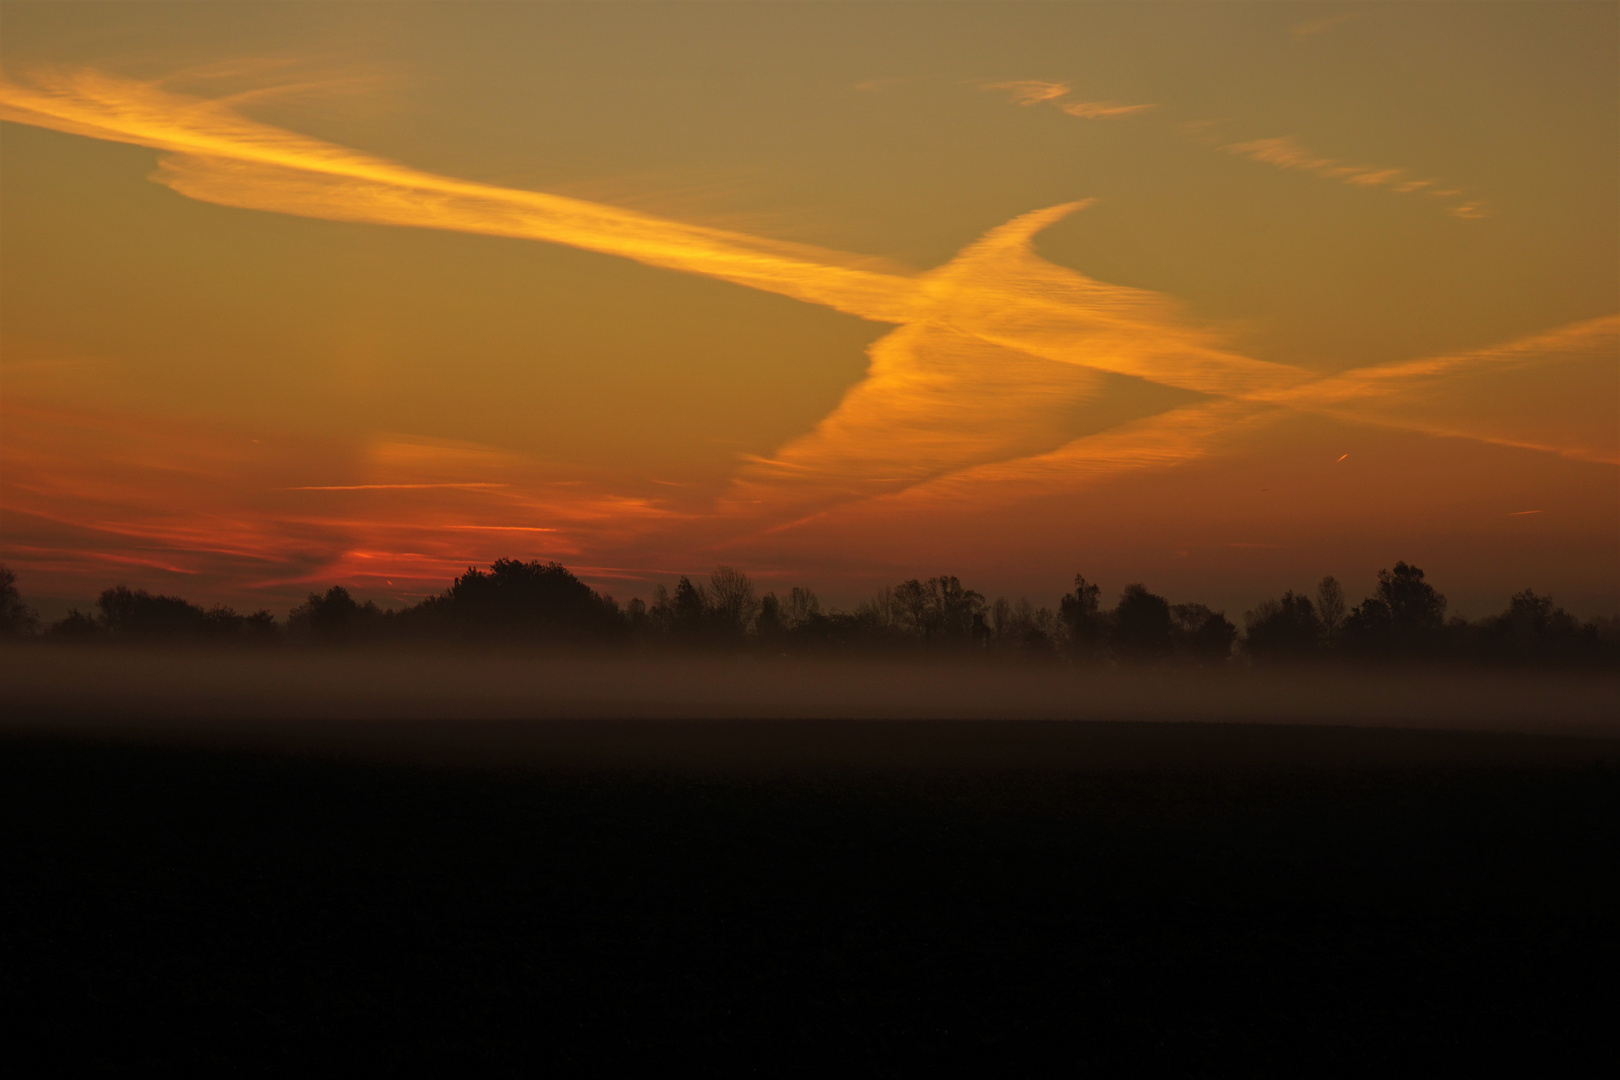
(3, 720), (1615, 1073)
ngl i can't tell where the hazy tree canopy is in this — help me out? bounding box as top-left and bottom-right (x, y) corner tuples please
(0, 566), (40, 638)
(673, 577), (708, 637)
(86, 585), (274, 641)
(432, 558), (617, 640)
(289, 586), (386, 642)
(1378, 562), (1447, 633)
(1112, 584), (1174, 659)
(1060, 575), (1106, 657)
(1476, 589), (1597, 663)
(707, 566), (760, 638)
(890, 576), (986, 643)
(48, 610), (103, 638)
(11, 557), (1616, 668)
(1171, 603), (1237, 661)
(1316, 576), (1346, 639)
(756, 593), (784, 638)
(785, 586), (822, 628)
(1342, 562), (1449, 655)
(1244, 592), (1324, 659)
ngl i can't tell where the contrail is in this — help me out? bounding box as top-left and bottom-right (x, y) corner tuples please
(3, 65), (1613, 532)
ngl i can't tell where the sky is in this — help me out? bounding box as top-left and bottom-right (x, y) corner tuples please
(1, 1), (1616, 620)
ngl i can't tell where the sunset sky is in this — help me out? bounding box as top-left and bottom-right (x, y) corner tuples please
(2, 2), (1616, 619)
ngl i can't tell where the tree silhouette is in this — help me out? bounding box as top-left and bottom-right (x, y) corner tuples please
(1315, 576), (1346, 643)
(1244, 592), (1323, 659)
(1171, 603), (1237, 662)
(427, 558), (619, 640)
(785, 586), (822, 628)
(1111, 584), (1173, 660)
(707, 566), (760, 638)
(755, 592), (784, 640)
(26, 554), (1616, 668)
(672, 577), (708, 638)
(289, 586), (385, 643)
(1378, 562), (1447, 632)
(889, 576), (985, 645)
(99, 586), (209, 638)
(1060, 575), (1106, 659)
(0, 566), (40, 638)
(1477, 589), (1593, 665)
(1343, 562), (1447, 656)
(48, 610), (102, 638)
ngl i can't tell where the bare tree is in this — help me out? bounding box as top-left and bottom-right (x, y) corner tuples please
(785, 586), (822, 628)
(1316, 576), (1346, 640)
(708, 566), (760, 636)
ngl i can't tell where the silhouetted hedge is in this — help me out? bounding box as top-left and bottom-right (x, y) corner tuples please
(4, 559), (1615, 668)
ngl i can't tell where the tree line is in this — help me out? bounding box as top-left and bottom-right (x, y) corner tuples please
(1, 560), (1614, 667)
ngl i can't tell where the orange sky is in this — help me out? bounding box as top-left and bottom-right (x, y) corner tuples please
(2, 3), (1616, 618)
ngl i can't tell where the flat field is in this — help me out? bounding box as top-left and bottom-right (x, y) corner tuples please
(3, 649), (1616, 1071)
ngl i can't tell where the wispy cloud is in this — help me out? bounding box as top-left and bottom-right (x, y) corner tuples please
(1226, 135), (1487, 218)
(852, 77), (908, 93)
(285, 483), (508, 491)
(1059, 101), (1156, 120)
(0, 65), (1602, 595)
(980, 79), (1155, 119)
(981, 79), (1070, 105)
(1291, 10), (1369, 39)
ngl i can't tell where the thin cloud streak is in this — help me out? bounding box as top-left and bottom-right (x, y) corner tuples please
(1226, 135), (1485, 218)
(1, 66), (1608, 589)
(1059, 101), (1156, 120)
(1291, 11), (1369, 39)
(980, 79), (1156, 120)
(286, 483), (509, 491)
(981, 80), (1070, 105)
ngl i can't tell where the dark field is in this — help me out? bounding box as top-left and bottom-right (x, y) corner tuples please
(3, 655), (1618, 1071)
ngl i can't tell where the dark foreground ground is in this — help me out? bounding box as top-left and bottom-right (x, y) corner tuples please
(3, 718), (1617, 1074)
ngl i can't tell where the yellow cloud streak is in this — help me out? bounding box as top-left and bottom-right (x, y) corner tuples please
(0, 68), (915, 323)
(0, 67), (1302, 403)
(2, 66), (1608, 532)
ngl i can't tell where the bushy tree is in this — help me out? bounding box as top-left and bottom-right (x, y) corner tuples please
(988, 597), (1064, 659)
(1342, 562), (1447, 656)
(0, 566), (39, 638)
(1171, 603), (1236, 662)
(1059, 575), (1106, 658)
(1244, 592), (1323, 659)
(891, 575), (985, 644)
(755, 592), (784, 639)
(1111, 584), (1173, 660)
(433, 559), (618, 640)
(49, 610), (102, 638)
(91, 586), (276, 642)
(1475, 589), (1594, 664)
(288, 586), (386, 642)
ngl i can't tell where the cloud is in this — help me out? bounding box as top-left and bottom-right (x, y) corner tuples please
(0, 65), (1597, 594)
(1225, 135), (1486, 217)
(1270, 315), (1620, 464)
(980, 80), (1070, 105)
(980, 80), (1154, 120)
(1059, 101), (1156, 120)
(1447, 201), (1491, 220)
(1291, 10), (1369, 39)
